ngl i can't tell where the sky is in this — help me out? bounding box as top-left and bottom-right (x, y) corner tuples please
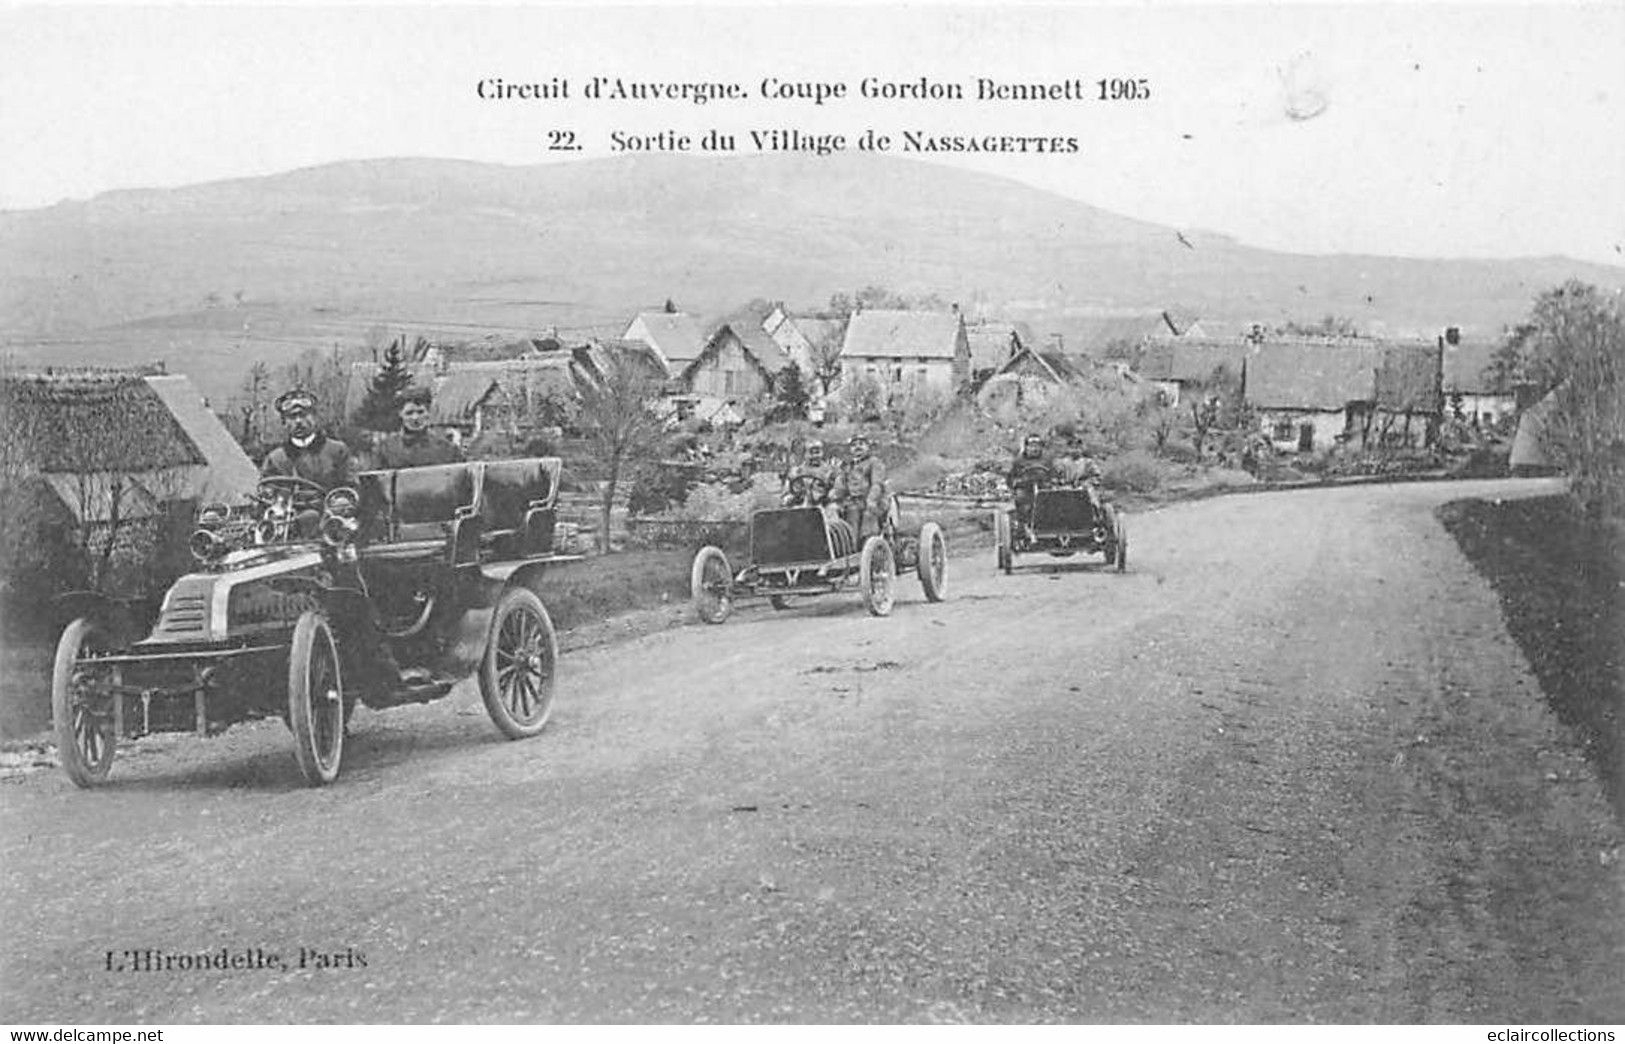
(2, 2), (1622, 266)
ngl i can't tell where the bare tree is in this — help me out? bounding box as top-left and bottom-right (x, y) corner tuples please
(577, 352), (666, 553)
(807, 337), (845, 397)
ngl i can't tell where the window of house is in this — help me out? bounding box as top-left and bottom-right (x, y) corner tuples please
(892, 367), (904, 383)
(1482, 411), (1495, 426)
(724, 370), (738, 394)
(1273, 421), (1294, 441)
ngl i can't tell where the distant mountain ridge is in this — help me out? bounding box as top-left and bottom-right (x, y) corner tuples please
(2, 154), (1619, 404)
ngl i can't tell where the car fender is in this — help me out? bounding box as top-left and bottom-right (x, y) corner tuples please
(50, 590), (154, 644)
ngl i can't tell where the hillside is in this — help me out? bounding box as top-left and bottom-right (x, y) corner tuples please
(2, 153), (1620, 404)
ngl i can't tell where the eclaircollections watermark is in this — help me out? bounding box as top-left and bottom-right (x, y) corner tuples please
(103, 947), (366, 972)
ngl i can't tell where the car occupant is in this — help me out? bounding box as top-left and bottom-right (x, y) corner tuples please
(1008, 432), (1057, 542)
(261, 389), (354, 491)
(374, 385), (465, 469)
(835, 433), (887, 537)
(782, 439), (835, 508)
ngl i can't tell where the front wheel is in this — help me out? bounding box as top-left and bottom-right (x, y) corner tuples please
(860, 536), (896, 617)
(480, 587), (559, 739)
(288, 610), (345, 785)
(691, 546), (733, 624)
(916, 522), (947, 602)
(52, 618), (116, 788)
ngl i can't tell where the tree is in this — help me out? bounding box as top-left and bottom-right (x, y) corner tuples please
(577, 353), (666, 553)
(1277, 314), (1360, 338)
(358, 337), (415, 431)
(236, 361), (272, 453)
(1188, 363), (1244, 462)
(826, 286), (949, 316)
(1501, 281), (1625, 518)
(768, 365), (810, 422)
(806, 338), (845, 398)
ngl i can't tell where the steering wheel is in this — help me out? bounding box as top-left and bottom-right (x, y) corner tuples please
(252, 475), (328, 512)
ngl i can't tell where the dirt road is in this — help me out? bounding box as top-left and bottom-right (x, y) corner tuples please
(3, 477), (1621, 1022)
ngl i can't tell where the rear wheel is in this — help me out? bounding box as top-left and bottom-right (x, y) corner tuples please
(480, 586), (558, 739)
(52, 618), (116, 788)
(288, 610), (344, 785)
(916, 522), (947, 602)
(690, 546), (733, 624)
(860, 536), (896, 617)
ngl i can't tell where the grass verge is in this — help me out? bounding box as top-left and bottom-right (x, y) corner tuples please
(1438, 494), (1625, 820)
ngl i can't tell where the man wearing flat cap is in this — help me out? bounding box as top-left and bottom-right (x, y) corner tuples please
(374, 384), (465, 469)
(261, 389), (354, 490)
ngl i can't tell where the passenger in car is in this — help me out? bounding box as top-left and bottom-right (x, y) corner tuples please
(375, 385), (466, 469)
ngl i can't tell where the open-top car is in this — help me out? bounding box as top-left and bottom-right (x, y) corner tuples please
(690, 494), (947, 623)
(995, 482), (1127, 574)
(52, 457), (575, 787)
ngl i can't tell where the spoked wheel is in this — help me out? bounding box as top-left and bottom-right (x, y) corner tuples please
(690, 545), (733, 624)
(916, 522), (947, 602)
(480, 586), (559, 739)
(860, 536), (896, 617)
(52, 618), (116, 788)
(288, 610), (345, 785)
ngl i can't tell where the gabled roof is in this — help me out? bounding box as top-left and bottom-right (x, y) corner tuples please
(588, 339), (670, 383)
(1246, 341), (1384, 409)
(0, 371), (205, 474)
(625, 312), (706, 368)
(144, 375), (261, 503)
(965, 321), (1029, 373)
(1376, 345), (1441, 412)
(1441, 341), (1503, 393)
(41, 472), (163, 524)
(788, 315), (846, 353)
(430, 370), (503, 424)
(1068, 314), (1175, 354)
(1161, 308), (1202, 337)
(841, 310), (964, 360)
(1138, 340), (1250, 383)
(681, 318), (791, 387)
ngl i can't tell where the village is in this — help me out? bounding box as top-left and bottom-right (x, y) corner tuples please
(0, 293), (1526, 604)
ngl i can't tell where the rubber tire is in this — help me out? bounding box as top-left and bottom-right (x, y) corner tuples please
(916, 522), (947, 602)
(288, 610), (345, 786)
(53, 618), (115, 788)
(479, 586), (559, 739)
(860, 536), (896, 617)
(690, 546), (733, 624)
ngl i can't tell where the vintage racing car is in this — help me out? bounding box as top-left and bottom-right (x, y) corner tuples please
(52, 458), (574, 787)
(995, 482), (1127, 574)
(689, 494), (947, 623)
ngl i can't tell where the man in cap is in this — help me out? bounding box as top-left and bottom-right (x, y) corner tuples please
(260, 390), (354, 492)
(1008, 432), (1058, 543)
(374, 385), (465, 469)
(782, 438), (835, 509)
(834, 432), (888, 537)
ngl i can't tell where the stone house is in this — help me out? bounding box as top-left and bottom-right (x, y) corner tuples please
(839, 308), (971, 398)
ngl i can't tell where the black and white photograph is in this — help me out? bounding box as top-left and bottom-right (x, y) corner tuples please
(1, 1), (1622, 1027)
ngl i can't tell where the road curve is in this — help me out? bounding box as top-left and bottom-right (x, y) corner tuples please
(2, 477), (1621, 1023)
